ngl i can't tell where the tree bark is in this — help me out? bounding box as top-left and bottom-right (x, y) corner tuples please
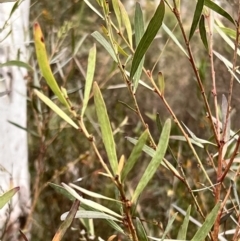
(0, 0), (30, 240)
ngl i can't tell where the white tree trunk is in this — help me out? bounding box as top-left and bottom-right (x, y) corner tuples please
(0, 0), (30, 240)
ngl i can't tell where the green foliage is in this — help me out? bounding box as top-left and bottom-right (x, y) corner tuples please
(26, 0), (240, 240)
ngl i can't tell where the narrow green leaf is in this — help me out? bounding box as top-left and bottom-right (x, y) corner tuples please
(63, 183), (122, 219)
(181, 122), (216, 146)
(177, 205), (191, 240)
(135, 3), (144, 46)
(91, 31), (117, 62)
(118, 0), (132, 47)
(61, 210), (120, 222)
(189, 0), (204, 40)
(219, 26), (236, 39)
(69, 183), (121, 203)
(106, 219), (125, 234)
(161, 212), (178, 241)
(0, 187), (19, 209)
(122, 130), (148, 181)
(133, 3), (145, 92)
(0, 60), (33, 71)
(112, 0), (121, 29)
(199, 15), (208, 50)
(130, 0), (165, 79)
(131, 119), (171, 203)
(81, 44), (96, 117)
(204, 0), (235, 25)
(49, 183), (75, 201)
(213, 51), (240, 83)
(83, 0), (104, 19)
(136, 218), (149, 241)
(52, 200), (80, 241)
(8, 120), (40, 137)
(93, 82), (118, 174)
(126, 137), (180, 176)
(191, 202), (220, 241)
(34, 89), (79, 129)
(158, 72), (165, 95)
(73, 34), (88, 56)
(33, 22), (69, 107)
(162, 23), (189, 57)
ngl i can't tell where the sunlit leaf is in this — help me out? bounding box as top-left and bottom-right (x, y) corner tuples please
(52, 200), (80, 241)
(118, 0), (132, 47)
(0, 187), (19, 209)
(62, 183), (122, 219)
(189, 0), (204, 40)
(158, 72), (165, 95)
(81, 44), (96, 117)
(131, 119), (171, 203)
(69, 183), (121, 203)
(219, 26), (236, 39)
(130, 0), (165, 79)
(33, 22), (69, 107)
(191, 202), (220, 241)
(83, 0), (104, 19)
(34, 90), (79, 129)
(112, 0), (121, 29)
(61, 210), (120, 222)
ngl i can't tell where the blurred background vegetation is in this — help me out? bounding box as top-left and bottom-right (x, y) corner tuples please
(27, 0), (239, 240)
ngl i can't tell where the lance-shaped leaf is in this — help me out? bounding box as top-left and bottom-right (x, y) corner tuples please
(34, 90), (79, 129)
(91, 31), (117, 62)
(204, 0), (234, 25)
(0, 187), (19, 209)
(199, 15), (208, 51)
(112, 0), (121, 29)
(126, 136), (180, 177)
(61, 210), (120, 222)
(177, 205), (191, 240)
(161, 212), (178, 241)
(131, 119), (171, 203)
(69, 183), (121, 203)
(162, 23), (189, 57)
(81, 44), (96, 117)
(52, 200), (80, 241)
(0, 60), (33, 72)
(122, 130), (148, 181)
(130, 0), (165, 79)
(118, 0), (132, 47)
(49, 183), (75, 201)
(189, 0), (204, 40)
(33, 22), (69, 107)
(93, 82), (118, 174)
(63, 183), (122, 219)
(136, 218), (148, 241)
(191, 202), (220, 241)
(133, 2), (144, 92)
